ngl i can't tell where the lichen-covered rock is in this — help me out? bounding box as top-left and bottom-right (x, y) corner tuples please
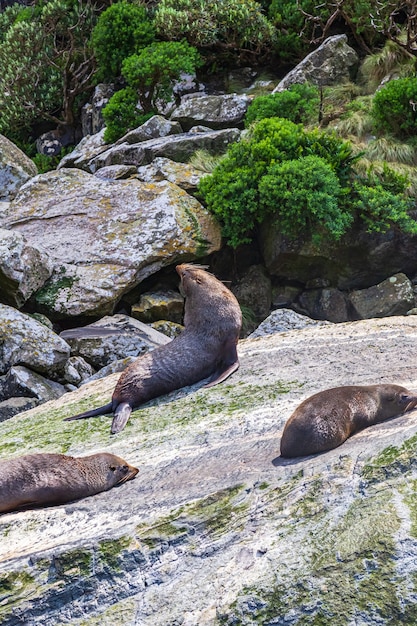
(0, 304), (70, 376)
(60, 314), (171, 370)
(273, 34), (359, 91)
(131, 289), (184, 324)
(57, 128), (108, 170)
(170, 94), (250, 131)
(2, 317), (417, 624)
(87, 128), (241, 173)
(349, 273), (415, 319)
(62, 356), (96, 386)
(1, 168), (222, 317)
(81, 83), (115, 136)
(0, 396), (38, 422)
(249, 307), (331, 337)
(0, 228), (52, 308)
(4, 366), (66, 402)
(136, 157), (204, 191)
(115, 115), (183, 145)
(232, 264), (272, 334)
(0, 134), (37, 201)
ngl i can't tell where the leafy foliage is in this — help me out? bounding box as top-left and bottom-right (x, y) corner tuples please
(245, 83), (320, 127)
(154, 0), (275, 59)
(121, 40), (202, 113)
(91, 1), (155, 82)
(371, 77), (417, 139)
(199, 117), (417, 247)
(102, 87), (153, 143)
(0, 0), (99, 136)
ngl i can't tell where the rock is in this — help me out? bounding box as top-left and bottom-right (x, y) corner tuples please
(2, 317), (417, 623)
(87, 128), (241, 173)
(273, 34), (359, 91)
(94, 165), (138, 180)
(1, 168), (221, 317)
(232, 265), (272, 334)
(35, 128), (76, 156)
(136, 157), (204, 191)
(62, 356), (96, 386)
(82, 355), (137, 384)
(0, 396), (38, 422)
(0, 303), (70, 376)
(249, 307), (331, 337)
(115, 115), (183, 145)
(60, 314), (171, 370)
(271, 284), (302, 308)
(349, 273), (415, 319)
(149, 320), (184, 339)
(170, 94), (250, 131)
(296, 287), (351, 322)
(57, 128), (108, 169)
(0, 134), (37, 201)
(4, 366), (66, 402)
(259, 219), (417, 290)
(0, 228), (52, 308)
(81, 83), (115, 136)
(131, 289), (184, 324)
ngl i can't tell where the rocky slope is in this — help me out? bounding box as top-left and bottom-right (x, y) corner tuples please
(2, 316), (417, 624)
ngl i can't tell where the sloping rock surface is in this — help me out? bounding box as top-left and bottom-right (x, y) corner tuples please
(0, 134), (37, 201)
(2, 317), (417, 624)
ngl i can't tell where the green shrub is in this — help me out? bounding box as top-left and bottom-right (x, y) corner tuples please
(91, 1), (155, 82)
(354, 182), (417, 234)
(245, 83), (320, 127)
(121, 40), (202, 113)
(258, 155), (351, 241)
(154, 0), (275, 56)
(199, 118), (358, 246)
(371, 77), (417, 139)
(102, 87), (153, 143)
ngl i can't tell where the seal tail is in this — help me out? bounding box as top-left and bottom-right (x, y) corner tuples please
(111, 403), (132, 435)
(64, 402), (113, 422)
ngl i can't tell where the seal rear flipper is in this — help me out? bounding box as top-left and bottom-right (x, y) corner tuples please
(64, 402), (113, 422)
(111, 403), (132, 434)
(204, 359), (240, 388)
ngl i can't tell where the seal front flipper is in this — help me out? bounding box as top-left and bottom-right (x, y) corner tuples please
(203, 339), (239, 388)
(111, 402), (132, 434)
(64, 402), (113, 422)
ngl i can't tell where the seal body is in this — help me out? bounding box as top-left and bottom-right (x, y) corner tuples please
(280, 384), (417, 458)
(65, 264), (242, 433)
(0, 452), (139, 513)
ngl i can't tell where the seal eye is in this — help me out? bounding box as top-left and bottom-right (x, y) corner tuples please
(110, 465), (117, 472)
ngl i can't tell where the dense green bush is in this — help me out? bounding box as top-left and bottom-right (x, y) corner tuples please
(371, 77), (417, 139)
(154, 0), (275, 58)
(258, 155), (351, 241)
(199, 117), (417, 247)
(199, 118), (357, 246)
(91, 1), (155, 82)
(245, 83), (320, 127)
(102, 87), (153, 143)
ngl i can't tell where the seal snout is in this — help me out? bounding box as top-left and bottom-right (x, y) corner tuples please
(116, 463), (139, 485)
(403, 393), (417, 413)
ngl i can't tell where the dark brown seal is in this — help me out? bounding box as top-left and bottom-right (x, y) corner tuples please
(65, 264), (242, 434)
(0, 452), (139, 513)
(280, 384), (417, 458)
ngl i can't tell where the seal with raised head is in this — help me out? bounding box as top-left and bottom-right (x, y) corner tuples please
(0, 452), (139, 513)
(280, 384), (417, 458)
(64, 264), (242, 434)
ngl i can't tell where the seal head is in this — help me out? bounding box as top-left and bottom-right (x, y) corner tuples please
(280, 384), (417, 458)
(0, 452), (139, 513)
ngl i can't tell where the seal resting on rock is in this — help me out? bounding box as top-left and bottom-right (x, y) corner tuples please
(65, 264), (242, 434)
(280, 384), (417, 458)
(0, 452), (139, 513)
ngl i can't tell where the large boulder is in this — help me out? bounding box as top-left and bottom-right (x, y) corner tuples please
(0, 228), (52, 308)
(170, 94), (250, 131)
(273, 34), (359, 91)
(0, 134), (37, 201)
(1, 168), (222, 318)
(349, 273), (415, 319)
(2, 317), (417, 624)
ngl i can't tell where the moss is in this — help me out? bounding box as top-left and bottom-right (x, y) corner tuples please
(361, 433), (417, 482)
(0, 571), (36, 621)
(35, 273), (76, 309)
(50, 548), (93, 580)
(98, 536), (131, 571)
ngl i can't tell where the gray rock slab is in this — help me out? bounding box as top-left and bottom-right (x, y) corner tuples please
(170, 94), (250, 131)
(0, 134), (37, 201)
(349, 273), (415, 319)
(2, 317), (417, 623)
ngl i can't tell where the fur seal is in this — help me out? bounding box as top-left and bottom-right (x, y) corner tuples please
(64, 264), (242, 434)
(0, 452), (139, 513)
(280, 384), (417, 458)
